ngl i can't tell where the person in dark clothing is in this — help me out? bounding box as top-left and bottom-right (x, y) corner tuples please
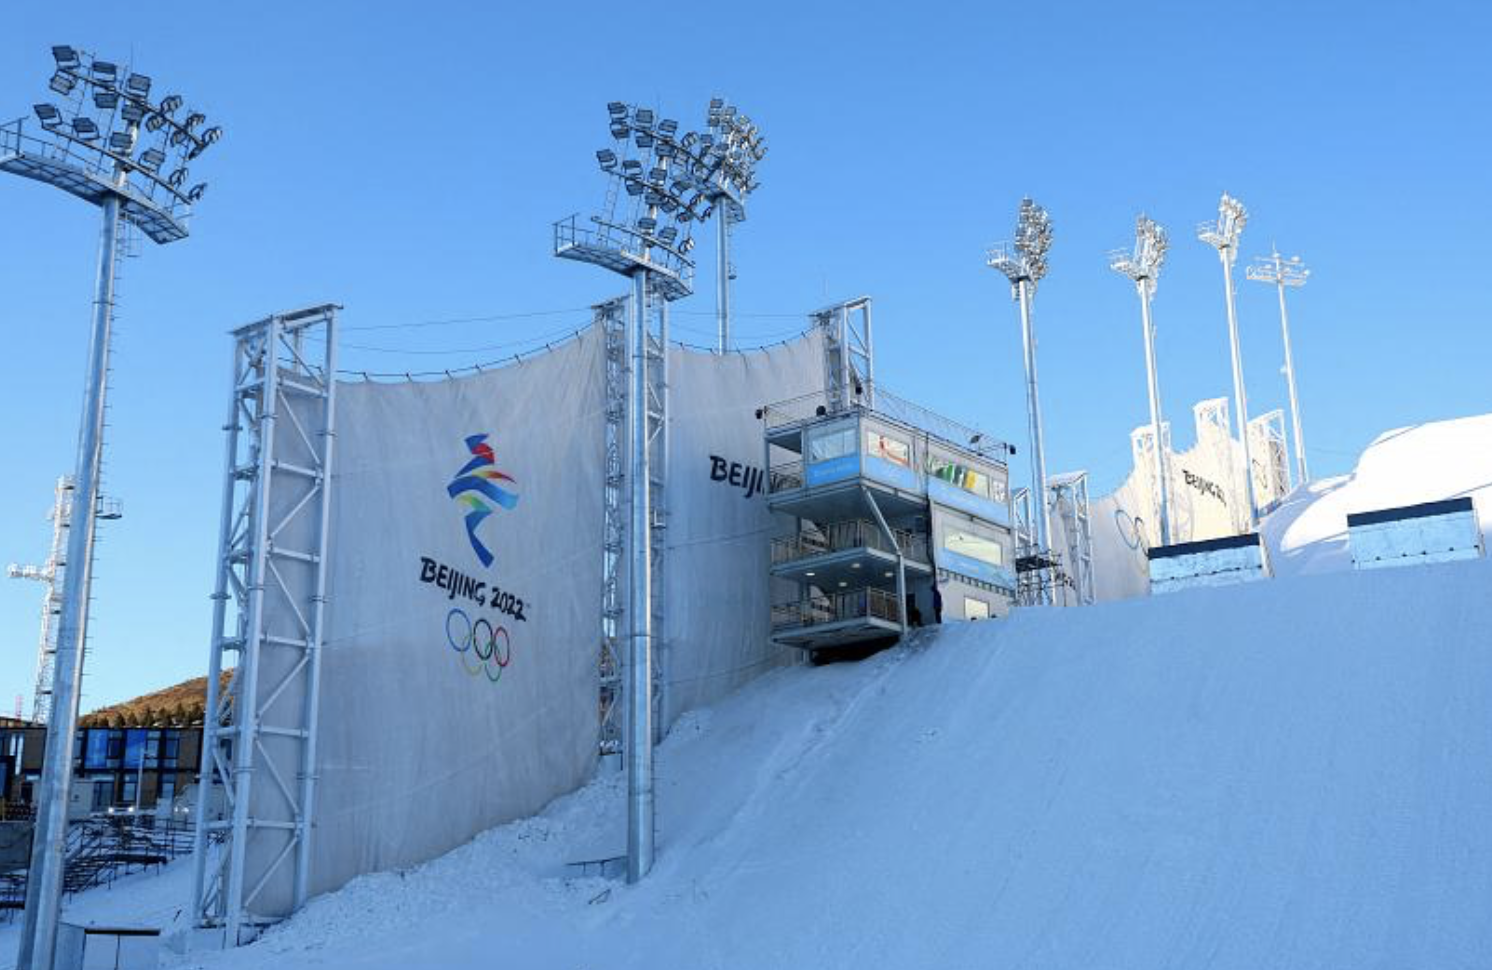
(931, 581), (944, 624)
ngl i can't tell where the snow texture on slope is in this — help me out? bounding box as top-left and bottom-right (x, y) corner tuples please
(9, 556), (1491, 970)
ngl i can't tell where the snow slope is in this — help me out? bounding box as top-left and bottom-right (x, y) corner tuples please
(9, 555), (1491, 970)
(1263, 412), (1492, 576)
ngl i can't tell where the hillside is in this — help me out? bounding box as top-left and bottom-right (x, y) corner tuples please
(8, 555), (1489, 969)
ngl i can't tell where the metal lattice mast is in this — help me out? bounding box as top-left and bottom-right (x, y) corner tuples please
(596, 298), (628, 758)
(989, 198), (1055, 604)
(7, 477), (72, 724)
(1049, 471), (1095, 606)
(3, 45), (221, 970)
(813, 296), (875, 413)
(701, 98), (766, 352)
(1198, 193), (1258, 531)
(555, 101), (712, 884)
(1247, 248), (1311, 485)
(1110, 215), (1174, 546)
(191, 305), (338, 945)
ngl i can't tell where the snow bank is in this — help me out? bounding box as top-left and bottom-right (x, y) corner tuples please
(13, 554), (1489, 970)
(1263, 412), (1492, 576)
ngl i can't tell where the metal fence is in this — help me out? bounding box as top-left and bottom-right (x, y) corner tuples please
(770, 586), (902, 631)
(771, 519), (928, 566)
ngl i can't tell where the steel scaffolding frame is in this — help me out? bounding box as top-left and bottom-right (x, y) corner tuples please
(1248, 409), (1291, 513)
(814, 296), (874, 413)
(1049, 471), (1095, 606)
(645, 283), (669, 742)
(191, 304), (339, 945)
(1128, 420), (1173, 549)
(597, 299), (627, 758)
(1193, 397), (1246, 535)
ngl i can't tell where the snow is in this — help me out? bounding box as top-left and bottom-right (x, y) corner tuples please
(7, 414), (1492, 969)
(8, 554), (1492, 969)
(1262, 412), (1492, 576)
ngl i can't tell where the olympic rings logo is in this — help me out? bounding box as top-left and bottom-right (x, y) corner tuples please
(445, 608), (513, 683)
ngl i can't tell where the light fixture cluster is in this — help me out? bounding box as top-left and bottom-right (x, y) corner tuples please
(1197, 192), (1247, 258)
(1109, 215), (1169, 293)
(593, 102), (720, 257)
(988, 197), (1054, 290)
(703, 97), (765, 215)
(32, 45), (222, 207)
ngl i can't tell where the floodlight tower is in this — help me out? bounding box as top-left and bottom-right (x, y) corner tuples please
(1247, 249), (1312, 485)
(701, 98), (766, 352)
(1109, 215), (1174, 546)
(2, 45), (220, 970)
(1197, 192), (1259, 530)
(554, 101), (712, 884)
(988, 198), (1055, 603)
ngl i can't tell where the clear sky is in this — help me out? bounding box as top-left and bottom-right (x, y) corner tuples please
(3, 1), (1489, 711)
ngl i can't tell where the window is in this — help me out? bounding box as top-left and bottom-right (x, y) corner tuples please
(965, 597), (991, 620)
(123, 729), (147, 769)
(929, 457), (990, 499)
(85, 731), (111, 769)
(944, 529), (1005, 567)
(163, 731), (181, 768)
(866, 430), (911, 468)
(121, 777), (137, 806)
(808, 424), (856, 463)
(159, 775), (176, 805)
(105, 730), (124, 768)
(145, 733), (161, 768)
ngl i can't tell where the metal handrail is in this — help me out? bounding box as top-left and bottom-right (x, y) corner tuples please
(759, 381), (1009, 462)
(770, 519), (929, 565)
(768, 459), (803, 493)
(770, 586), (902, 630)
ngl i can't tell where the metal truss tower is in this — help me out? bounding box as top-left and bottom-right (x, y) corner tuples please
(555, 100), (714, 884)
(191, 304), (339, 945)
(1048, 471), (1095, 606)
(813, 296), (875, 411)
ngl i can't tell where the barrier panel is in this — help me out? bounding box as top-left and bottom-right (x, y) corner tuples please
(1348, 497), (1484, 570)
(1148, 533), (1269, 595)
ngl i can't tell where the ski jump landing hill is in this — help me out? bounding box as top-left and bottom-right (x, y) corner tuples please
(5, 413), (1489, 970)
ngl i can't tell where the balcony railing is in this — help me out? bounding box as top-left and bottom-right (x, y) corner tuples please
(769, 459), (804, 494)
(770, 586), (903, 631)
(771, 519), (929, 566)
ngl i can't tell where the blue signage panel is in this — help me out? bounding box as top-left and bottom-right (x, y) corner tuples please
(928, 477), (1011, 527)
(805, 453), (859, 487)
(864, 456), (919, 492)
(938, 547), (1016, 590)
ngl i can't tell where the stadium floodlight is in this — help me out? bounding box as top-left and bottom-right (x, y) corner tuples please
(1197, 192), (1259, 530)
(1109, 215), (1174, 546)
(697, 96), (766, 351)
(988, 197), (1055, 602)
(2, 45), (221, 970)
(1248, 248), (1312, 485)
(124, 73), (151, 98)
(553, 99), (717, 888)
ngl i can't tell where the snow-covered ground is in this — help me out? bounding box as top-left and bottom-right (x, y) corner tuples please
(1263, 412), (1492, 576)
(7, 551), (1491, 969)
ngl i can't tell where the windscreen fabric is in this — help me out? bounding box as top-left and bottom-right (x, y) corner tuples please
(660, 332), (825, 725)
(298, 328), (605, 904)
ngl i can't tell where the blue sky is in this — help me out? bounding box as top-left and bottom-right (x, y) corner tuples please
(3, 1), (1489, 710)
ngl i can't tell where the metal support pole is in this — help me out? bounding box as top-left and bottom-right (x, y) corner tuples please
(1137, 282), (1172, 546)
(626, 268), (654, 883)
(862, 488), (907, 635)
(716, 206), (731, 353)
(191, 336), (244, 930)
(1219, 255), (1259, 529)
(1015, 279), (1051, 603)
(17, 189), (121, 970)
(1276, 277), (1309, 485)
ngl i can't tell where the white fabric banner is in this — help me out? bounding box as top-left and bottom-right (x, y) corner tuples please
(661, 332), (826, 724)
(298, 329), (605, 904)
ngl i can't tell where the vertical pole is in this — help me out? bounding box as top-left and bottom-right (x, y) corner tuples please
(716, 205), (731, 353)
(654, 294), (669, 740)
(192, 334), (244, 928)
(223, 315), (283, 944)
(1016, 279), (1051, 603)
(1137, 281), (1172, 546)
(17, 191), (122, 970)
(293, 310), (337, 910)
(1276, 268), (1310, 485)
(1219, 254), (1259, 529)
(626, 269), (654, 883)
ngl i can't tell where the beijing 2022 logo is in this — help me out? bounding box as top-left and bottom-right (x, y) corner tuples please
(447, 433), (519, 568)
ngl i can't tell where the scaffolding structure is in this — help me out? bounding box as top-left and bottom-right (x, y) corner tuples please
(191, 304), (339, 945)
(814, 296), (874, 412)
(1128, 421), (1173, 550)
(596, 299), (627, 758)
(1248, 409), (1291, 513)
(1048, 471), (1095, 606)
